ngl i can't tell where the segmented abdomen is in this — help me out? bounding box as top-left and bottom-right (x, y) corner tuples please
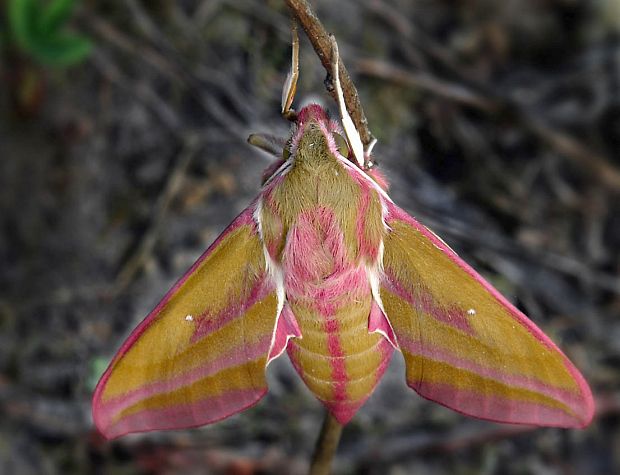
(286, 278), (393, 423)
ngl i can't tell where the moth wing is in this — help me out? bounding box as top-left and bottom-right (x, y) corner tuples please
(93, 204), (281, 439)
(379, 203), (594, 427)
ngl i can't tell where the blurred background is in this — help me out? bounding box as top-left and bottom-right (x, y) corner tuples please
(1, 0), (620, 473)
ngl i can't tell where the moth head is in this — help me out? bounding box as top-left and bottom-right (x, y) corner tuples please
(289, 104), (354, 162)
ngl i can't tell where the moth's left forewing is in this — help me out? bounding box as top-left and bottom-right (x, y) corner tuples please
(93, 204), (283, 439)
(378, 202), (594, 428)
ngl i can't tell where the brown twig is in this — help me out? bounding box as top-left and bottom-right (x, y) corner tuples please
(83, 12), (250, 139)
(309, 411), (344, 475)
(355, 58), (499, 112)
(284, 0), (375, 150)
(524, 118), (620, 191)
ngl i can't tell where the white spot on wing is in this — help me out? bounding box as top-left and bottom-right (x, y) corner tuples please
(185, 314), (194, 322)
(467, 308), (476, 316)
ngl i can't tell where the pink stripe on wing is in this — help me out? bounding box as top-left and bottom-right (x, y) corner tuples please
(398, 336), (584, 409)
(413, 382), (582, 427)
(103, 388), (266, 439)
(191, 278), (273, 342)
(98, 336), (272, 418)
(383, 272), (475, 335)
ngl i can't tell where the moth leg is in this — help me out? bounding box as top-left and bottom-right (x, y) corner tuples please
(281, 20), (299, 121)
(329, 35), (365, 168)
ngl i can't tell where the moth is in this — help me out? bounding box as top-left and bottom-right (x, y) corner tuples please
(93, 32), (594, 439)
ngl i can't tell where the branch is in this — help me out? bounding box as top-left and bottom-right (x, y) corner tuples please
(309, 411), (344, 475)
(356, 58), (620, 193)
(355, 58), (499, 112)
(114, 135), (201, 293)
(284, 0), (375, 149)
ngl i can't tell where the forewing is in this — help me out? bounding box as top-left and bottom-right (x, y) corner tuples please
(380, 203), (594, 428)
(93, 204), (279, 439)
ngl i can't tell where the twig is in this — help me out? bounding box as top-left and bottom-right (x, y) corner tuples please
(284, 0), (375, 150)
(83, 12), (249, 139)
(355, 58), (499, 112)
(84, 12), (184, 85)
(356, 58), (620, 192)
(309, 411), (344, 475)
(114, 135), (201, 293)
(524, 117), (620, 191)
(353, 393), (619, 470)
(90, 50), (182, 132)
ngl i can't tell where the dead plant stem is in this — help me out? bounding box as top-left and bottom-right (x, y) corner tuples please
(284, 0), (375, 150)
(309, 411), (344, 475)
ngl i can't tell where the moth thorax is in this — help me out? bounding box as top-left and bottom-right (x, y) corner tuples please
(295, 126), (334, 167)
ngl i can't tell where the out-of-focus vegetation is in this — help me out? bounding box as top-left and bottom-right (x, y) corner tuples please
(1, 1), (619, 474)
(7, 0), (91, 65)
(1, 0), (92, 117)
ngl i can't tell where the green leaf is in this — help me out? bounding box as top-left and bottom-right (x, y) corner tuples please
(7, 0), (92, 66)
(30, 32), (92, 65)
(8, 0), (40, 51)
(38, 0), (77, 36)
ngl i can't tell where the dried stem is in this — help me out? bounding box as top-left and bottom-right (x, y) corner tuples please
(309, 411), (344, 475)
(284, 0), (375, 150)
(114, 134), (201, 293)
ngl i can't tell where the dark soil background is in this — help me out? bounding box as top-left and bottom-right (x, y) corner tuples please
(2, 0), (620, 474)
